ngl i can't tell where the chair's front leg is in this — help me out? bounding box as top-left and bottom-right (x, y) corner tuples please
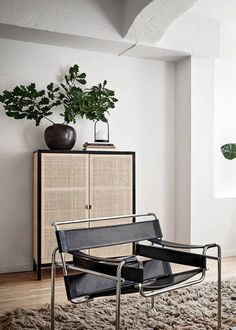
(217, 245), (222, 330)
(116, 261), (126, 330)
(51, 248), (58, 330)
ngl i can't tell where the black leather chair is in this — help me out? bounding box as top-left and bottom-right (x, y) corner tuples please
(51, 213), (221, 330)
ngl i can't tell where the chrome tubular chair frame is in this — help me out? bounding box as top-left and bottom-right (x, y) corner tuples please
(50, 213), (222, 330)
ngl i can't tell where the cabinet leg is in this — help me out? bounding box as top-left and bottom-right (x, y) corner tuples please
(37, 265), (42, 280)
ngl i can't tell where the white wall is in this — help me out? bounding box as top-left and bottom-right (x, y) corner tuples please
(220, 23), (236, 62)
(175, 57), (191, 244)
(190, 56), (216, 245)
(158, 12), (220, 58)
(173, 55), (236, 256)
(0, 38), (176, 273)
(189, 56), (236, 256)
(214, 58), (236, 198)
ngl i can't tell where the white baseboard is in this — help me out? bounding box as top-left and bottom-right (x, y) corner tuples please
(222, 249), (236, 258)
(0, 263), (33, 274)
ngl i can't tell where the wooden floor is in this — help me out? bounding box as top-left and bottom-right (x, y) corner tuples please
(0, 256), (236, 316)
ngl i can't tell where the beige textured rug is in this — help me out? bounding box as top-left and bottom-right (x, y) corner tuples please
(1, 279), (236, 329)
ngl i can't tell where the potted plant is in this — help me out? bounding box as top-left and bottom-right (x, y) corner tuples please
(43, 64), (87, 150)
(0, 65), (118, 150)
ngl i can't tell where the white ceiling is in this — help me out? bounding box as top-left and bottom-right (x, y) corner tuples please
(0, 0), (232, 60)
(0, 0), (195, 61)
(190, 0), (236, 23)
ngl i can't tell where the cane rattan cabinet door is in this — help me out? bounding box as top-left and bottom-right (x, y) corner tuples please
(41, 153), (89, 263)
(33, 151), (135, 279)
(89, 154), (134, 257)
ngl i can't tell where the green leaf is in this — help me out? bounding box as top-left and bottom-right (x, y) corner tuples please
(221, 144), (236, 160)
(13, 86), (22, 95)
(39, 97), (50, 105)
(38, 90), (45, 97)
(28, 83), (36, 91)
(69, 64), (79, 76)
(60, 83), (68, 92)
(47, 83), (54, 91)
(65, 75), (70, 85)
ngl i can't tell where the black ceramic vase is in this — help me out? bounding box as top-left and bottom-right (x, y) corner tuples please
(44, 124), (76, 150)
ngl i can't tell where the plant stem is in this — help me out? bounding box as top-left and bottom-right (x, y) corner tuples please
(43, 116), (55, 124)
(33, 99), (55, 124)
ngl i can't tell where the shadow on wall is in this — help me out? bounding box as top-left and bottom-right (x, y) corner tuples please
(22, 121), (46, 150)
(97, 0), (123, 35)
(0, 109), (47, 151)
(0, 151), (34, 270)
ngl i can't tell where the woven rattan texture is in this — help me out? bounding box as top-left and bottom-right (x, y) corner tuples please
(41, 154), (89, 263)
(89, 155), (133, 257)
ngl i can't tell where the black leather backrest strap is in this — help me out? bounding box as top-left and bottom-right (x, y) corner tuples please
(56, 219), (162, 252)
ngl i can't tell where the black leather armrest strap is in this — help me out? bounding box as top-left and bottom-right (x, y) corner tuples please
(150, 238), (217, 250)
(70, 250), (143, 283)
(136, 244), (206, 269)
(70, 250), (139, 265)
(70, 250), (123, 264)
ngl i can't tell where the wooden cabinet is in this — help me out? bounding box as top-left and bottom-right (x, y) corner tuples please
(33, 150), (135, 279)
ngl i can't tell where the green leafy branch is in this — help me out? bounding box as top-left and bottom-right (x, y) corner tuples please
(0, 82), (61, 126)
(59, 64), (87, 124)
(82, 80), (118, 122)
(0, 64), (118, 126)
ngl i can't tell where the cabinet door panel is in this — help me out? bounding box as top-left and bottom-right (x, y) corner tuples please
(33, 153), (38, 266)
(89, 154), (133, 257)
(41, 154), (89, 263)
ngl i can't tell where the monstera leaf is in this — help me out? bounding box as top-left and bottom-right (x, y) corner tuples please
(221, 144), (236, 160)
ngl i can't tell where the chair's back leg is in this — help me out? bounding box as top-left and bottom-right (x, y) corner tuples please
(116, 275), (122, 330)
(217, 245), (222, 330)
(151, 241), (155, 309)
(51, 248), (57, 330)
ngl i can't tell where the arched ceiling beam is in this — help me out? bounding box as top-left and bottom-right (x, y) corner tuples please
(124, 0), (198, 43)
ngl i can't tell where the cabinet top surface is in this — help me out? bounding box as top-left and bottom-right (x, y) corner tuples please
(34, 150), (135, 155)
